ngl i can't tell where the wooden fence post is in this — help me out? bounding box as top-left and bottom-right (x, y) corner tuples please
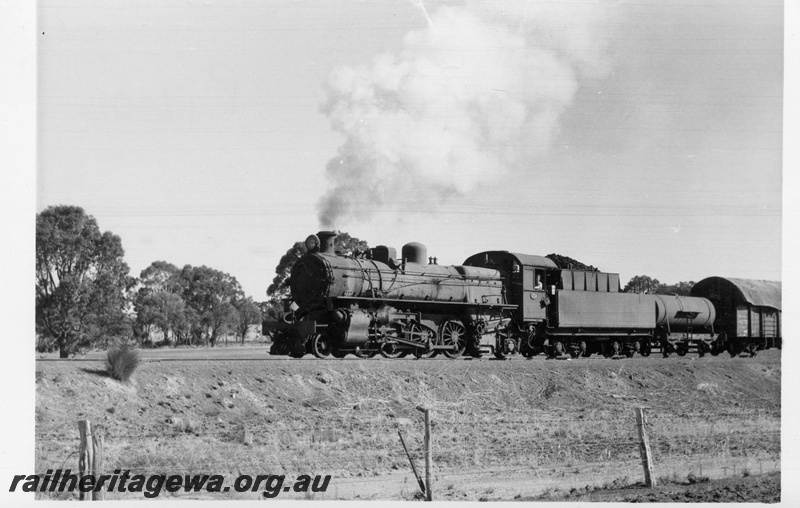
(416, 406), (433, 501)
(78, 420), (105, 501)
(92, 425), (105, 500)
(635, 408), (657, 488)
(398, 430), (426, 496)
(78, 420), (94, 501)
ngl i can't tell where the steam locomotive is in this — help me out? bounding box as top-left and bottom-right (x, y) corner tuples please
(263, 231), (781, 359)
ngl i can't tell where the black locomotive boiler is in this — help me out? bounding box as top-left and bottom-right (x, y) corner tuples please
(264, 231), (781, 359)
(265, 231), (515, 359)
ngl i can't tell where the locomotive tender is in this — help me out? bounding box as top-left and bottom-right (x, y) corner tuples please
(264, 231), (780, 359)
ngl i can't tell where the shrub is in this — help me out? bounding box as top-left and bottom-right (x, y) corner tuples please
(106, 343), (140, 382)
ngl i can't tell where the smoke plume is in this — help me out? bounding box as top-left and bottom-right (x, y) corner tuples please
(317, 1), (617, 228)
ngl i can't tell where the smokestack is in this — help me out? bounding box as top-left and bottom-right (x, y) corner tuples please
(317, 231), (337, 254)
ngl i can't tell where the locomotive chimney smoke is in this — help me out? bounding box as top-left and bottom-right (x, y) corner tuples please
(316, 2), (618, 228)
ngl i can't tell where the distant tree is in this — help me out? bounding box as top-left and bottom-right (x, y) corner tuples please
(174, 306), (200, 346)
(623, 275), (661, 294)
(655, 281), (695, 296)
(267, 241), (306, 302)
(133, 261), (182, 344)
(266, 231), (369, 302)
(209, 301), (240, 346)
(233, 297), (263, 343)
(138, 261), (181, 294)
(545, 254), (597, 271)
(136, 291), (187, 346)
(333, 232), (369, 256)
(36, 205), (132, 357)
(178, 265), (244, 346)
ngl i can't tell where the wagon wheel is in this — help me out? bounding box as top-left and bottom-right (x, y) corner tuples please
(579, 340), (590, 358)
(379, 342), (405, 359)
(640, 340), (651, 357)
(727, 341), (741, 357)
(608, 340), (621, 359)
(676, 343), (688, 357)
(440, 320), (467, 359)
(310, 334), (332, 359)
(552, 341), (567, 359)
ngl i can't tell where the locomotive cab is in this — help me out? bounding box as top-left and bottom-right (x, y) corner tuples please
(463, 251), (558, 325)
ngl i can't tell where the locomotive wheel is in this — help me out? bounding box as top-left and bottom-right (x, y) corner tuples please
(379, 342), (405, 359)
(331, 349), (347, 358)
(440, 320), (467, 359)
(311, 334), (332, 359)
(413, 348), (437, 359)
(493, 349), (508, 360)
(409, 323), (436, 359)
(354, 347), (377, 359)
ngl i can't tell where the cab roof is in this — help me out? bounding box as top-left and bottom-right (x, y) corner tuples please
(464, 251), (558, 270)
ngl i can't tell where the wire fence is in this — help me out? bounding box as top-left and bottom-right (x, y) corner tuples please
(34, 407), (781, 500)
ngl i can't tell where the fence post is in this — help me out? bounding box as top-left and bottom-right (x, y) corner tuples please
(417, 406), (433, 501)
(398, 430), (426, 496)
(635, 408), (656, 487)
(92, 425), (105, 500)
(78, 420), (94, 501)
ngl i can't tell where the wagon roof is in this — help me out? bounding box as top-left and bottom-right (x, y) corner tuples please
(693, 277), (782, 310)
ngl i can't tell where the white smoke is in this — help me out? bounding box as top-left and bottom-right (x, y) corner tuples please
(317, 1), (619, 228)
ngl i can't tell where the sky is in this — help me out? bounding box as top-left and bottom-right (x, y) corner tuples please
(34, 0), (784, 300)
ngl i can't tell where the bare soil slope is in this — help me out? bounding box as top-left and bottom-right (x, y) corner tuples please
(36, 351), (781, 500)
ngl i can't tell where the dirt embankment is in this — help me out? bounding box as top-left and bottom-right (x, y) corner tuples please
(35, 351), (781, 500)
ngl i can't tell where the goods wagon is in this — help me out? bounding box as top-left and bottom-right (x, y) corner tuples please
(690, 277), (781, 356)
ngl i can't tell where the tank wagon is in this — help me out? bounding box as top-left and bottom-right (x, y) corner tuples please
(691, 277), (781, 356)
(264, 231), (777, 360)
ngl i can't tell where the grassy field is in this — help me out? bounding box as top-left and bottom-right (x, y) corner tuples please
(35, 348), (781, 500)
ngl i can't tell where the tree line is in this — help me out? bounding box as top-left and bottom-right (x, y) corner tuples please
(36, 205), (693, 357)
(36, 206), (265, 357)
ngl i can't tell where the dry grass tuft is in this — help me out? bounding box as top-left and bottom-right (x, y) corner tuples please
(106, 343), (141, 383)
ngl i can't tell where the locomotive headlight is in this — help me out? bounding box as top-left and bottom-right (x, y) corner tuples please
(305, 234), (320, 253)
